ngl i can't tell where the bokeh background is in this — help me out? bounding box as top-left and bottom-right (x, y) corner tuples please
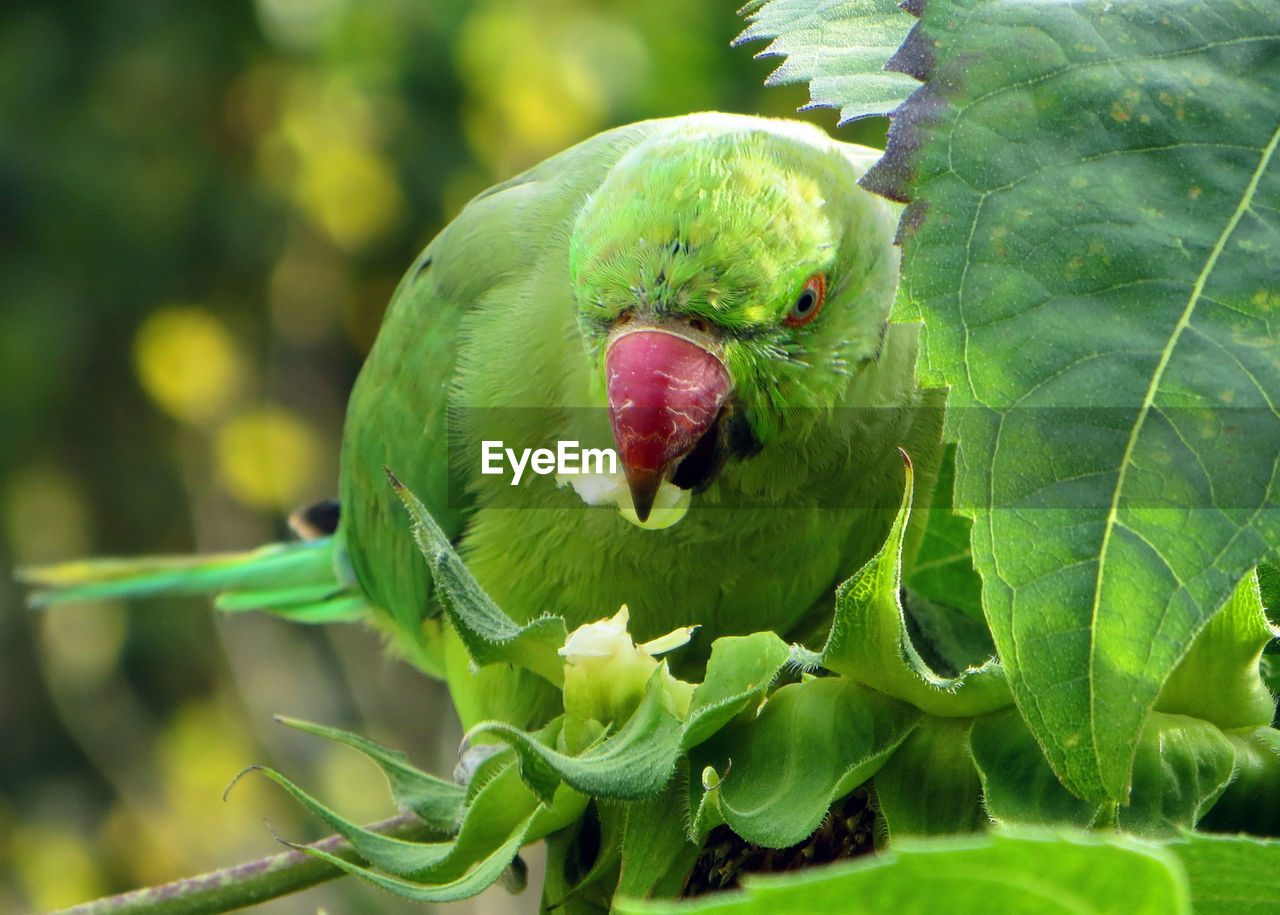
(0, 1), (887, 911)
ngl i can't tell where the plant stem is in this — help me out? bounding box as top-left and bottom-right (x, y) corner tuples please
(47, 812), (438, 915)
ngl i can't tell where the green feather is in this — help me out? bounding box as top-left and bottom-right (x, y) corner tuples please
(21, 538), (342, 609)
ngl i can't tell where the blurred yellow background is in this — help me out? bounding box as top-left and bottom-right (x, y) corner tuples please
(0, 1), (886, 911)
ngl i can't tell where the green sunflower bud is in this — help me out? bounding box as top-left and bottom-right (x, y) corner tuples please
(559, 605), (695, 726)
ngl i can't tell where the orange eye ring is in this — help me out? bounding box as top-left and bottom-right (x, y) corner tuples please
(784, 274), (826, 327)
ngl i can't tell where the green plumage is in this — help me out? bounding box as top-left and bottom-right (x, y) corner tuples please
(24, 113), (941, 729)
(21, 538), (367, 622)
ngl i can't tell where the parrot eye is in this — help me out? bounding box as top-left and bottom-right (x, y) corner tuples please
(785, 274), (826, 327)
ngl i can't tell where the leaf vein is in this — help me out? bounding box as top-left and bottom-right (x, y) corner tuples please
(953, 34), (1280, 128)
(1088, 115), (1280, 779)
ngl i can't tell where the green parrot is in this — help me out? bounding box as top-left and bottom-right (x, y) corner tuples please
(24, 112), (941, 730)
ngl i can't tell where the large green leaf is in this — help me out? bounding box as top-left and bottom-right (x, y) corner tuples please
(734, 0), (919, 123)
(970, 709), (1106, 828)
(871, 716), (986, 837)
(861, 0), (1280, 802)
(616, 828), (1192, 914)
(1120, 712), (1235, 835)
(617, 830), (1280, 915)
(1168, 831), (1280, 915)
(707, 677), (917, 847)
(972, 707), (1236, 834)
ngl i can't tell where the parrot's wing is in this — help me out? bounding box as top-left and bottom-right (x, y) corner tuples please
(337, 119), (677, 638)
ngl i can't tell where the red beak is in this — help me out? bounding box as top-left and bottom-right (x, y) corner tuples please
(605, 330), (731, 522)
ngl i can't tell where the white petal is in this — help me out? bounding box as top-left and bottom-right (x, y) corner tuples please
(640, 625), (698, 656)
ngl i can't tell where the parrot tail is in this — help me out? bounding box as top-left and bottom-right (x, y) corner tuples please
(18, 536), (368, 624)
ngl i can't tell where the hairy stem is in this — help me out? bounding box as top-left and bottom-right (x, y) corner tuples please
(48, 812), (438, 915)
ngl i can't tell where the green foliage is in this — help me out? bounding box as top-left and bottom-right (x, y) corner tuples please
(243, 477), (921, 905)
(294, 818), (536, 904)
(1122, 713), (1235, 834)
(1260, 563), (1280, 617)
(752, 0), (1280, 806)
(707, 678), (916, 847)
(681, 632), (790, 750)
(1170, 831), (1280, 915)
(866, 716), (986, 837)
(615, 830), (1280, 914)
(735, 0), (918, 122)
(274, 717), (465, 831)
(970, 709), (1106, 828)
(616, 828), (1197, 915)
(1156, 571), (1278, 731)
(871, 0), (1280, 803)
(250, 725), (588, 902)
(816, 454), (1009, 716)
(617, 780), (704, 899)
(1198, 728), (1280, 836)
(58, 417), (1278, 911)
(468, 675), (684, 802)
(252, 443), (1274, 908)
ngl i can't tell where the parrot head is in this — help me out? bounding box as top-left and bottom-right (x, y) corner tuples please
(569, 123), (900, 521)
